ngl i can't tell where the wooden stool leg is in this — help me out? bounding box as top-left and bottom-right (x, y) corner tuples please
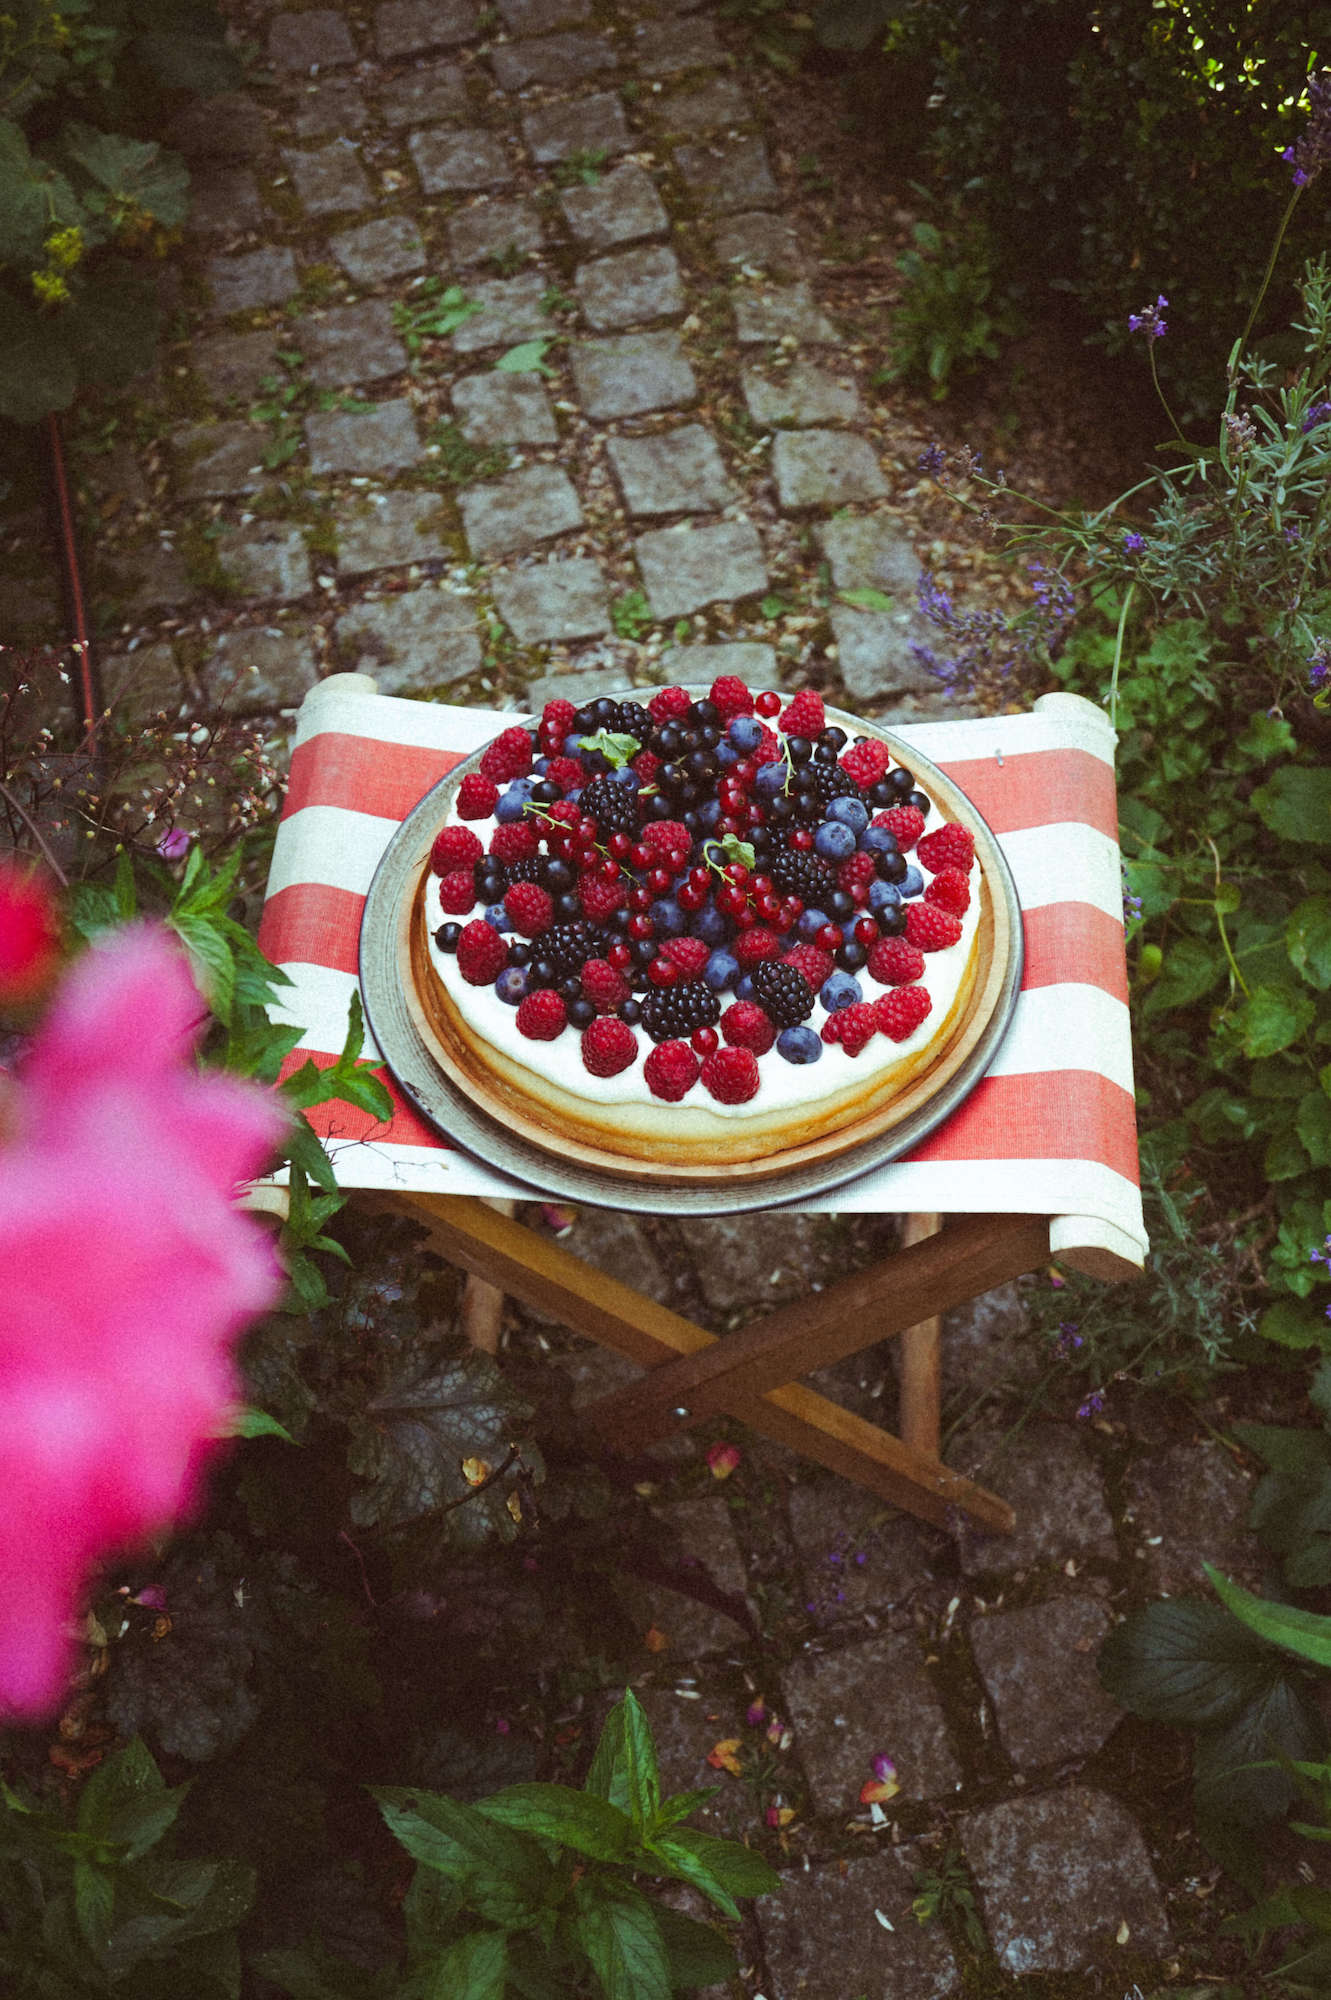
(899, 1213), (943, 1457)
(458, 1199), (513, 1355)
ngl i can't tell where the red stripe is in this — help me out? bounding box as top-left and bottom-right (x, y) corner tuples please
(936, 748), (1118, 841)
(1022, 902), (1129, 1005)
(285, 732), (462, 820)
(259, 882), (365, 975)
(278, 1050), (449, 1150)
(909, 1070), (1139, 1181)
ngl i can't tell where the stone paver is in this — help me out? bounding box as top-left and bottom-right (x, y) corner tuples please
(630, 1685), (759, 1841)
(781, 1631), (961, 1811)
(743, 359), (861, 426)
(560, 163), (669, 248)
(757, 1851), (960, 2000)
(305, 400), (421, 475)
(458, 464), (583, 559)
(194, 329), (284, 403)
(334, 491), (453, 576)
(961, 1789), (1171, 1972)
(939, 1281), (1044, 1398)
(206, 627), (319, 711)
(689, 1212), (830, 1313)
(449, 273), (552, 356)
(490, 33), (616, 89)
(282, 141), (370, 218)
(452, 371), (558, 444)
(207, 248), (299, 315)
(188, 168), (265, 236)
(614, 1497), (753, 1657)
(576, 244), (684, 330)
(818, 514), (921, 593)
(734, 282), (839, 345)
(521, 93), (631, 164)
(408, 126), (512, 194)
(172, 423), (265, 499)
(634, 518), (766, 617)
(969, 1597), (1120, 1770)
(658, 640), (776, 688)
(376, 0), (478, 57)
(656, 77), (750, 135)
(500, 0), (592, 28)
(448, 197), (543, 267)
(109, 544), (194, 614)
(330, 216), (427, 285)
(299, 301), (408, 385)
(676, 136), (778, 213)
(714, 209), (804, 271)
(772, 430), (887, 508)
(216, 526), (312, 601)
(380, 65), (469, 127)
(168, 93), (266, 160)
(267, 10), (356, 70)
(787, 1480), (947, 1623)
(491, 558), (610, 641)
(830, 604), (941, 704)
(1123, 1438), (1262, 1594)
(570, 331), (696, 418)
(634, 16), (725, 73)
(286, 76), (370, 140)
(334, 588), (482, 690)
(606, 425), (734, 517)
(101, 644), (186, 721)
(955, 1421), (1117, 1578)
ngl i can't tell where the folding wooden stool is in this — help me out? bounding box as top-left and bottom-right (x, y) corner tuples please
(252, 675), (1145, 1536)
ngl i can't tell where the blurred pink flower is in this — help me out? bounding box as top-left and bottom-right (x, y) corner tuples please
(0, 924), (286, 1715)
(155, 827), (192, 863)
(0, 862), (60, 1005)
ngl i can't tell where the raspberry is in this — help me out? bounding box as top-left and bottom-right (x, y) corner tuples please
(925, 866), (971, 916)
(437, 869), (478, 916)
(544, 755), (585, 794)
(752, 726), (782, 765)
(832, 1001), (878, 1057)
(780, 689), (825, 738)
(431, 825), (483, 874)
(649, 685), (693, 723)
(539, 698), (577, 748)
(504, 882), (554, 937)
(488, 821), (538, 863)
(643, 820), (691, 859)
(867, 936), (926, 986)
(840, 738), (890, 787)
(662, 936), (709, 978)
(709, 674), (755, 721)
(734, 926), (781, 970)
(582, 1016), (638, 1077)
(873, 806), (926, 851)
(876, 985), (932, 1042)
(905, 902), (963, 952)
(917, 822), (975, 874)
(544, 799), (582, 833)
(721, 1000), (777, 1055)
(581, 957), (630, 1013)
(578, 872), (628, 922)
(632, 749), (663, 785)
(456, 920), (508, 984)
(457, 773), (499, 820)
(782, 942), (834, 991)
(700, 1045), (760, 1104)
(837, 851), (878, 901)
(480, 725), (534, 783)
(644, 1039), (701, 1101)
(516, 989), (567, 1040)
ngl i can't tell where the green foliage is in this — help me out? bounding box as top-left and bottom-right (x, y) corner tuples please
(0, 0), (237, 419)
(257, 1690), (777, 1998)
(880, 191), (1024, 399)
(392, 278), (481, 357)
(0, 1737), (254, 1995)
(610, 589), (654, 641)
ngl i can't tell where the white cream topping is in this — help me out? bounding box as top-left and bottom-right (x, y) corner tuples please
(422, 742), (981, 1125)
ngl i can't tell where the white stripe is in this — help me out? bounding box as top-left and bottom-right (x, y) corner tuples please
(267, 805), (403, 899)
(296, 685), (505, 756)
(1002, 822), (1124, 921)
(896, 694), (1116, 769)
(988, 983), (1134, 1095)
(270, 962), (377, 1056)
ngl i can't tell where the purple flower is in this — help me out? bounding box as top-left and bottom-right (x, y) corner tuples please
(1127, 295), (1168, 340)
(1310, 640), (1331, 692)
(1122, 531), (1145, 555)
(1285, 525), (1303, 544)
(917, 443), (947, 477)
(1076, 1390), (1106, 1420)
(1312, 1235), (1331, 1268)
(156, 827), (191, 863)
(1283, 73), (1331, 189)
(1055, 1321), (1083, 1357)
(1301, 401), (1331, 433)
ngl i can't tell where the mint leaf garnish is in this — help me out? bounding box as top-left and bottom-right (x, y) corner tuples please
(719, 834), (756, 870)
(579, 729), (641, 769)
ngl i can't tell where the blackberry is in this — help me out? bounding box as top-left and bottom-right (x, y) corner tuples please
(613, 699), (653, 744)
(579, 773), (642, 839)
(750, 960), (815, 1028)
(540, 921), (605, 980)
(806, 760), (862, 806)
(501, 857), (547, 889)
(768, 845), (836, 906)
(640, 979), (721, 1044)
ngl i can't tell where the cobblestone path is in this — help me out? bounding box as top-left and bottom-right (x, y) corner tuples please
(0, 4), (1262, 1991)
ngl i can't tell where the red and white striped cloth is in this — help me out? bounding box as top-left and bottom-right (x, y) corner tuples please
(257, 677), (1145, 1269)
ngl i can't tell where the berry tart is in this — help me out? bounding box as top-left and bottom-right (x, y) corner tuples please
(406, 681), (1010, 1179)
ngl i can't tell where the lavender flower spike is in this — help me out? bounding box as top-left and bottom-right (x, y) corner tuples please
(1127, 295), (1168, 340)
(1283, 70), (1331, 189)
(1310, 640), (1331, 692)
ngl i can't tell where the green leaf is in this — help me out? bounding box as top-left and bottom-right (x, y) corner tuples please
(217, 1405), (297, 1443)
(372, 1789), (551, 1924)
(0, 120), (81, 263)
(59, 122), (189, 227)
(1236, 709), (1298, 765)
(578, 729), (641, 770)
(475, 1784), (633, 1862)
(403, 1861), (465, 1956)
(421, 1929), (507, 2000)
(63, 263), (161, 391)
(1260, 1296), (1330, 1348)
(1194, 1672), (1325, 1826)
(1298, 1090), (1331, 1167)
(571, 1878), (671, 2000)
(648, 1786), (719, 1832)
(134, 30), (243, 96)
(1235, 982), (1315, 1058)
(1287, 897), (1331, 990)
(74, 1860), (114, 1958)
(1141, 934), (1222, 1014)
(619, 1690), (661, 1834)
(0, 284), (78, 421)
(1096, 1598), (1283, 1727)
(650, 1828), (779, 1911)
(170, 913), (235, 1023)
(654, 1904), (737, 1989)
(585, 1699), (632, 1819)
(494, 338), (557, 376)
(838, 587), (895, 612)
(1252, 766), (1331, 846)
(1206, 1563), (1331, 1667)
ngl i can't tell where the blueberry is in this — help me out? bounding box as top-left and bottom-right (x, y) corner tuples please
(717, 741), (741, 766)
(859, 825), (899, 858)
(485, 901), (513, 931)
(564, 733), (584, 756)
(867, 880), (902, 915)
(901, 865), (925, 898)
(651, 897), (688, 937)
(610, 765), (640, 788)
(777, 1025), (822, 1065)
(796, 907), (831, 942)
(728, 715), (764, 753)
(434, 922), (462, 952)
(494, 966), (531, 1005)
(697, 796), (723, 831)
(495, 778), (535, 824)
(813, 820), (857, 863)
(755, 762), (788, 799)
(704, 948), (741, 993)
(734, 974), (756, 1003)
(692, 903), (730, 946)
(826, 796), (869, 836)
(820, 970), (862, 1011)
(533, 756), (550, 775)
